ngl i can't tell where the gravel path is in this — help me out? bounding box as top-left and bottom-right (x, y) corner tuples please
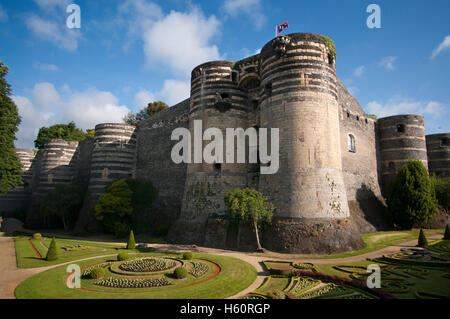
(0, 230), (442, 299)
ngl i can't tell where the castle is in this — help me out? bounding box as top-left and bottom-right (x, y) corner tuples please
(1, 33), (449, 253)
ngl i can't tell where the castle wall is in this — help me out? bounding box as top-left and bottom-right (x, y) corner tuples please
(426, 133), (450, 177)
(170, 61), (255, 244)
(135, 99), (190, 229)
(74, 123), (136, 233)
(378, 115), (428, 194)
(25, 139), (79, 228)
(258, 33), (349, 220)
(0, 149), (35, 215)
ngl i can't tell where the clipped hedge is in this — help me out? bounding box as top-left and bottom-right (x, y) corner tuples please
(32, 233), (42, 240)
(174, 267), (188, 279)
(117, 252), (130, 261)
(183, 252), (194, 260)
(90, 267), (105, 279)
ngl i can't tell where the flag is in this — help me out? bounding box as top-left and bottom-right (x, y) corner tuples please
(277, 21), (289, 35)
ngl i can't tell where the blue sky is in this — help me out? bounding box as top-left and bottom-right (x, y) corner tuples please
(0, 0), (449, 148)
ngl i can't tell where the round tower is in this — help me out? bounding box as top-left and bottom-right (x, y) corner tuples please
(34, 139), (79, 197)
(378, 115), (428, 193)
(426, 133), (450, 177)
(258, 33), (350, 220)
(0, 149), (36, 214)
(87, 123), (137, 196)
(173, 60), (254, 244)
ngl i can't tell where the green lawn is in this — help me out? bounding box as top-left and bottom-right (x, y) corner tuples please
(14, 235), (129, 268)
(14, 253), (257, 299)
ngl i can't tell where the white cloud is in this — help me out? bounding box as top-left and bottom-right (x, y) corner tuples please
(366, 96), (445, 118)
(134, 89), (155, 108)
(0, 4), (8, 23)
(33, 0), (71, 11)
(158, 79), (190, 105)
(222, 0), (266, 30)
(134, 79), (190, 108)
(431, 35), (450, 59)
(142, 7), (222, 76)
(26, 15), (81, 51)
(379, 56), (397, 70)
(13, 83), (130, 148)
(34, 62), (59, 71)
(353, 65), (365, 77)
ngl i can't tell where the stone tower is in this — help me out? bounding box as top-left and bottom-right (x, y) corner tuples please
(378, 115), (428, 193)
(426, 133), (450, 177)
(25, 139), (79, 228)
(170, 61), (254, 243)
(258, 33), (350, 220)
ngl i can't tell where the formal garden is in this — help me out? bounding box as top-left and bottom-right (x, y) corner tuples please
(242, 237), (450, 299)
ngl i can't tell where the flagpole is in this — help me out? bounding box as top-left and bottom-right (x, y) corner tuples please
(275, 25), (277, 38)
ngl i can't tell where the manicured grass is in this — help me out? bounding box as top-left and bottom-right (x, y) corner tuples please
(14, 236), (130, 268)
(316, 258), (450, 299)
(14, 253), (257, 299)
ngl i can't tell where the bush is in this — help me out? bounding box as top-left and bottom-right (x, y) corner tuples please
(90, 267), (105, 279)
(444, 224), (450, 240)
(418, 229), (428, 247)
(45, 237), (58, 261)
(183, 252), (193, 260)
(32, 233), (42, 240)
(267, 290), (286, 299)
(127, 230), (136, 250)
(430, 176), (450, 212)
(387, 160), (438, 229)
(117, 252), (130, 261)
(173, 267), (188, 279)
(269, 268), (291, 276)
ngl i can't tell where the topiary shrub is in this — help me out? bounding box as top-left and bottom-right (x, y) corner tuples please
(45, 237), (58, 261)
(90, 267), (105, 279)
(117, 252), (130, 261)
(418, 229), (428, 248)
(32, 233), (42, 240)
(387, 160), (438, 229)
(444, 224), (450, 240)
(267, 290), (286, 299)
(127, 230), (135, 250)
(173, 266), (188, 279)
(183, 252), (193, 260)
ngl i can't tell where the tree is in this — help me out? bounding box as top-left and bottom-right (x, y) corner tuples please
(46, 237), (59, 261)
(123, 101), (168, 126)
(387, 160), (438, 229)
(95, 179), (133, 238)
(444, 224), (450, 240)
(224, 188), (274, 251)
(95, 178), (158, 238)
(127, 230), (136, 250)
(430, 175), (450, 213)
(34, 121), (88, 149)
(418, 229), (428, 248)
(40, 183), (85, 230)
(0, 60), (22, 194)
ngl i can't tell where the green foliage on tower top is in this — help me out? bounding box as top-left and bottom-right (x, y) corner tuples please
(34, 121), (91, 149)
(322, 36), (337, 61)
(123, 101), (168, 126)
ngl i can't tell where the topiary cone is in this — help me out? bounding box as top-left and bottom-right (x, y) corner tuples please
(444, 224), (450, 240)
(46, 237), (58, 261)
(418, 229), (428, 248)
(127, 230), (135, 250)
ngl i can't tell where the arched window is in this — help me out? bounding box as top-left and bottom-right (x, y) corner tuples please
(397, 124), (405, 133)
(348, 134), (356, 153)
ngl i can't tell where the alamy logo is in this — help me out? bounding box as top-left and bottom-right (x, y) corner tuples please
(171, 120), (280, 174)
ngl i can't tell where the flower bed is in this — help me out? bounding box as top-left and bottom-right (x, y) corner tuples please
(119, 257), (176, 273)
(95, 277), (171, 288)
(189, 262), (209, 278)
(290, 270), (396, 299)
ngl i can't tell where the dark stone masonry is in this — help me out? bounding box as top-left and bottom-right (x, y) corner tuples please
(1, 33), (448, 253)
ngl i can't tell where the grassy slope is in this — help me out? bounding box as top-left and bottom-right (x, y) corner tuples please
(14, 253), (257, 299)
(14, 236), (125, 268)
